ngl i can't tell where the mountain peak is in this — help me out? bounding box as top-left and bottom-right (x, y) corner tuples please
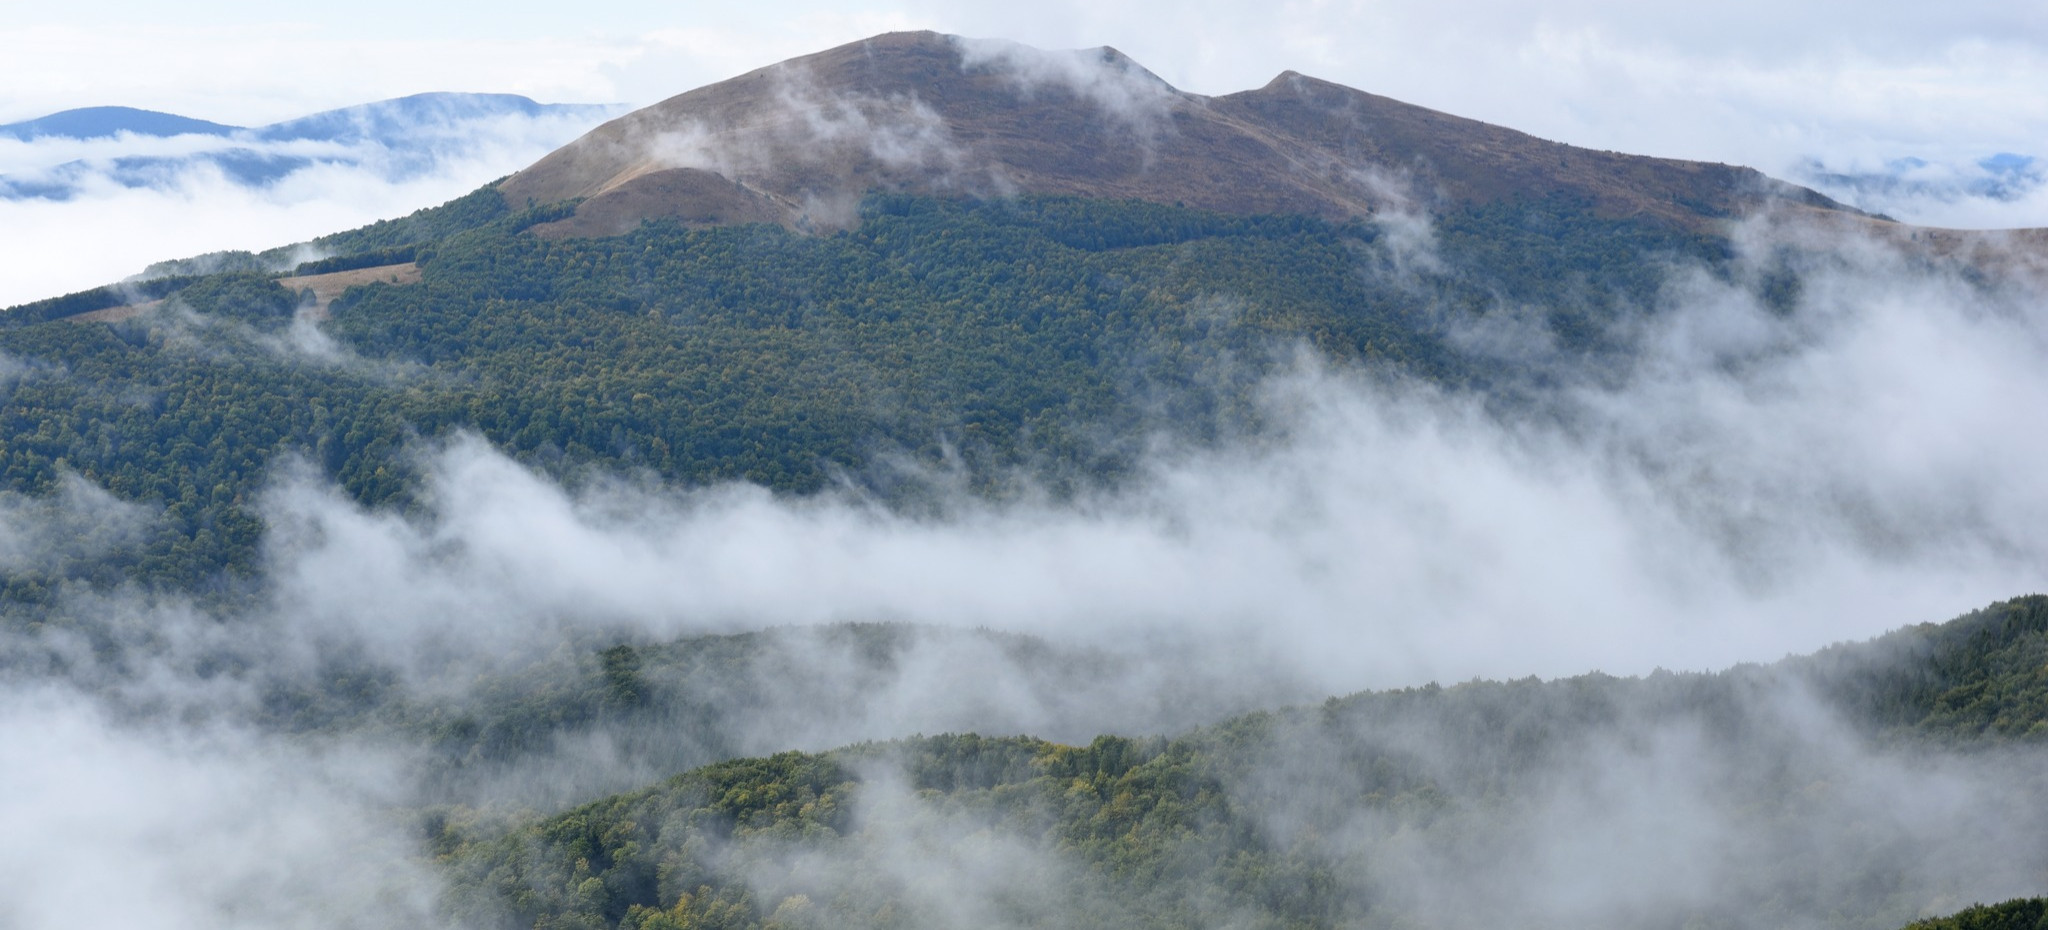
(500, 33), (1863, 238)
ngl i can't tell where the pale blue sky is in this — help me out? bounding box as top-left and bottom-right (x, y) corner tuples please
(5, 0), (2045, 172)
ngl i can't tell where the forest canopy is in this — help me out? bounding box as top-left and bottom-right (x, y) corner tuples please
(0, 187), (1719, 599)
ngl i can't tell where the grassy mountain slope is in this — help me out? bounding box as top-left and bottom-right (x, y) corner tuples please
(499, 31), (1866, 238)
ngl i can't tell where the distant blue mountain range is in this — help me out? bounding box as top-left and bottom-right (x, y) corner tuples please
(0, 106), (243, 141)
(0, 93), (619, 199)
(1797, 152), (2044, 207)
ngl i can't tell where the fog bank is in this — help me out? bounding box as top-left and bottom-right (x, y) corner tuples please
(258, 225), (2048, 692)
(0, 107), (611, 307)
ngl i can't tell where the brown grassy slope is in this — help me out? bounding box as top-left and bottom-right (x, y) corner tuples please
(1213, 72), (1851, 227)
(278, 262), (420, 321)
(66, 262), (419, 325)
(498, 31), (1872, 239)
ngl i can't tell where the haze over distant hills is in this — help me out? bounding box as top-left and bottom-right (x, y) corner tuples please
(0, 94), (613, 145)
(1796, 152), (2048, 220)
(0, 93), (619, 199)
(0, 106), (245, 141)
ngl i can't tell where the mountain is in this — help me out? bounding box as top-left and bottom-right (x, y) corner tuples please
(0, 105), (240, 141)
(500, 31), (1865, 237)
(0, 31), (2045, 930)
(1796, 152), (2048, 220)
(0, 93), (617, 199)
(1, 93), (613, 144)
(0, 34), (2028, 591)
(253, 92), (611, 145)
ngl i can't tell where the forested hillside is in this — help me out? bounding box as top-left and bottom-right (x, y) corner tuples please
(232, 594), (2048, 818)
(247, 622), (1319, 811)
(0, 188), (1717, 607)
(1906, 900), (2048, 930)
(430, 597), (2048, 930)
(3, 31), (2044, 930)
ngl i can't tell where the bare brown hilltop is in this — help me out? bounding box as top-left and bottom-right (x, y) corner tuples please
(501, 31), (1863, 238)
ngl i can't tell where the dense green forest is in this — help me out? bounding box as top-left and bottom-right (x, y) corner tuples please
(1905, 900), (2048, 930)
(0, 186), (1718, 606)
(422, 597), (2048, 930)
(1801, 595), (2048, 742)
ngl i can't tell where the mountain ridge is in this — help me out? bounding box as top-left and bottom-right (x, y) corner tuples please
(0, 105), (242, 141)
(0, 93), (619, 202)
(0, 92), (615, 143)
(501, 31), (1871, 238)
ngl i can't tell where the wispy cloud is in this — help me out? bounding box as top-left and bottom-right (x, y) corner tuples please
(0, 194), (2042, 925)
(0, 107), (611, 307)
(223, 219), (2048, 695)
(0, 685), (440, 930)
(1796, 152), (2048, 228)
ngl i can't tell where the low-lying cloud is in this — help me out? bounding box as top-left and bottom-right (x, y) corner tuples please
(4, 200), (2040, 707)
(0, 107), (612, 308)
(2, 198), (2046, 927)
(0, 685), (440, 930)
(1792, 152), (2048, 228)
(1221, 674), (2048, 929)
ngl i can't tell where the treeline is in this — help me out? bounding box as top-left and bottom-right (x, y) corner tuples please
(0, 273), (206, 327)
(430, 597), (2048, 930)
(291, 244), (416, 276)
(244, 596), (2048, 818)
(1906, 900), (2048, 930)
(274, 181), (510, 260)
(244, 620), (1310, 813)
(1800, 594), (2048, 742)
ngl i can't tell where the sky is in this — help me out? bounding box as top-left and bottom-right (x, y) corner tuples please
(0, 1), (2041, 165)
(0, 0), (2043, 669)
(3, 0), (2046, 304)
